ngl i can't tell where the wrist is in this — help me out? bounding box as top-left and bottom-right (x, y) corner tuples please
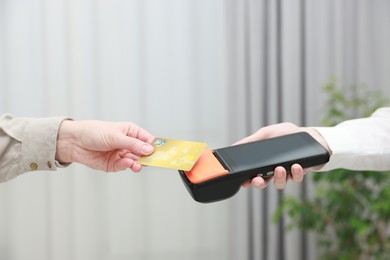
(303, 127), (332, 156)
(56, 120), (77, 163)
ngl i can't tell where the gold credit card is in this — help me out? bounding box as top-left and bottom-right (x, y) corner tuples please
(137, 138), (207, 171)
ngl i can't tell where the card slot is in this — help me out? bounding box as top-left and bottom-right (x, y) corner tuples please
(184, 149), (229, 184)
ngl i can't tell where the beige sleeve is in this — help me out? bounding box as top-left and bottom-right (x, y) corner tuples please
(0, 114), (70, 182)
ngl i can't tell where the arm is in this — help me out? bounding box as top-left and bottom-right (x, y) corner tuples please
(0, 114), (155, 183)
(236, 106), (390, 189)
(0, 114), (67, 182)
(314, 107), (390, 172)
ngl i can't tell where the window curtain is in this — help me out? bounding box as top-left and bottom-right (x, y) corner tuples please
(225, 0), (390, 259)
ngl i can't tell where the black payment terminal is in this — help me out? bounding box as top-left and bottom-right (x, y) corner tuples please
(179, 132), (330, 203)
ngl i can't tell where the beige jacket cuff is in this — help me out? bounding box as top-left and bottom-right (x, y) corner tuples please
(21, 116), (71, 173)
(0, 114), (71, 182)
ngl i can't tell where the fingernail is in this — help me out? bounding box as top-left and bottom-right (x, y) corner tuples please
(142, 144), (154, 154)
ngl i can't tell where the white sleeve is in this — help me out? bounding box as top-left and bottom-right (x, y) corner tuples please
(314, 107), (390, 172)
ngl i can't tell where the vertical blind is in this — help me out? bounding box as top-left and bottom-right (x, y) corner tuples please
(226, 0), (390, 259)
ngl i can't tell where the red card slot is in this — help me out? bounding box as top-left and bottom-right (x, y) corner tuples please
(184, 149), (229, 184)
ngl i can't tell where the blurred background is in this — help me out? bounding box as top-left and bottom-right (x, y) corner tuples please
(0, 0), (389, 259)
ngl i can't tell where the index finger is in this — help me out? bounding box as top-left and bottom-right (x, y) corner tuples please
(126, 123), (155, 144)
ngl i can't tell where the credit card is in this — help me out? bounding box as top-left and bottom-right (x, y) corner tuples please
(137, 138), (207, 171)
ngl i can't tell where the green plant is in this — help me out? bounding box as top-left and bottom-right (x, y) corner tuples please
(274, 79), (390, 259)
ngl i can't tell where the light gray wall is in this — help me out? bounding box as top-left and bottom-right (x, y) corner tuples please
(0, 1), (231, 260)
